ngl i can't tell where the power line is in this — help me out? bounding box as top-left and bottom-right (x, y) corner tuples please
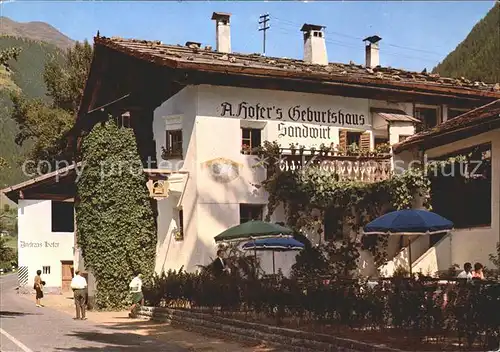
(273, 26), (438, 64)
(272, 16), (443, 57)
(259, 13), (270, 56)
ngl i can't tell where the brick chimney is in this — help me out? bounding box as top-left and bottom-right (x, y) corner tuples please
(300, 24), (328, 65)
(363, 35), (382, 68)
(211, 12), (231, 53)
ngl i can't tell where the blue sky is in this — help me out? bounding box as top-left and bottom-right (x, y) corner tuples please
(0, 1), (495, 72)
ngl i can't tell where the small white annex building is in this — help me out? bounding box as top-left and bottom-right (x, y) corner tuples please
(1, 170), (76, 293)
(391, 100), (500, 276)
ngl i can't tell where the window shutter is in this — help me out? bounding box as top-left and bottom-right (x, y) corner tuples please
(339, 130), (347, 152)
(360, 132), (371, 152)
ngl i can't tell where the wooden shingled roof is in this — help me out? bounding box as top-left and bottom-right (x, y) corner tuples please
(94, 35), (500, 99)
(394, 99), (500, 152)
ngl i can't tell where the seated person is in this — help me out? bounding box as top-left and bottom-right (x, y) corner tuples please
(457, 262), (473, 280)
(472, 262), (485, 280)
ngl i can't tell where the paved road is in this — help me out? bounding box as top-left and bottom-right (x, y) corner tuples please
(0, 274), (188, 352)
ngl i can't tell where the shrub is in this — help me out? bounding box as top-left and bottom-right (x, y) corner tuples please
(144, 272), (500, 350)
(76, 120), (156, 309)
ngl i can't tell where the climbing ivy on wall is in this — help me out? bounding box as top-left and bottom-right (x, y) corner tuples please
(75, 120), (157, 310)
(256, 141), (431, 268)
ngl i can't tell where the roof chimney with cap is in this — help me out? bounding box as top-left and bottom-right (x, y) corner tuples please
(300, 24), (328, 65)
(211, 12), (231, 53)
(363, 35), (382, 68)
(185, 41), (202, 49)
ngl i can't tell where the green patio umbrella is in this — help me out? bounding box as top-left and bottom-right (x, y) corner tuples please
(214, 220), (293, 243)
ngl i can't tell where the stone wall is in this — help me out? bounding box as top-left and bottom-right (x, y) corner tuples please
(138, 306), (406, 352)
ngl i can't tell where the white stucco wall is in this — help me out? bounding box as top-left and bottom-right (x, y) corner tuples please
(153, 85), (425, 276)
(18, 200), (74, 289)
(389, 122), (415, 146)
(153, 87), (201, 274)
(198, 85), (373, 150)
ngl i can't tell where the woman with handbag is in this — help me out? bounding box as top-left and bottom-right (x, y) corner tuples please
(34, 270), (45, 307)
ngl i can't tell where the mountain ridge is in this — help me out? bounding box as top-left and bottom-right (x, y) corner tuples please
(433, 3), (500, 83)
(0, 16), (74, 50)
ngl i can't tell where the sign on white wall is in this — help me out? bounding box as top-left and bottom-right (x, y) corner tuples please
(198, 85), (371, 129)
(219, 101), (367, 128)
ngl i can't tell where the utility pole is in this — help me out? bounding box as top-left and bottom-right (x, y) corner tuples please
(259, 14), (270, 56)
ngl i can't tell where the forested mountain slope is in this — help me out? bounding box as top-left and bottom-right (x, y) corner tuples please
(433, 3), (500, 83)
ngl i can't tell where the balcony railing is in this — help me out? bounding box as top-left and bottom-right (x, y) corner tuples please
(270, 149), (392, 182)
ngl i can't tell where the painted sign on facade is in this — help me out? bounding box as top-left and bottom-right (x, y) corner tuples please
(20, 241), (60, 248)
(201, 158), (241, 183)
(219, 102), (367, 128)
(198, 85), (371, 129)
(277, 122), (332, 140)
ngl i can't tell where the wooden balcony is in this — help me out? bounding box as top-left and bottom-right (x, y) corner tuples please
(272, 149), (392, 182)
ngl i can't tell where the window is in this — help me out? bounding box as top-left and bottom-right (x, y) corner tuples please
(448, 108), (469, 120)
(346, 131), (362, 147)
(324, 208), (343, 241)
(43, 266), (51, 275)
(430, 143), (491, 228)
(399, 135), (411, 143)
(115, 112), (131, 128)
(178, 209), (184, 236)
(239, 204), (264, 224)
(241, 128), (262, 155)
(339, 130), (366, 152)
(51, 201), (74, 233)
(164, 130), (183, 159)
(415, 106), (440, 132)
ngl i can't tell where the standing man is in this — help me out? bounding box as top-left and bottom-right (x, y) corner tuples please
(212, 249), (230, 277)
(71, 270), (88, 320)
(129, 273), (144, 318)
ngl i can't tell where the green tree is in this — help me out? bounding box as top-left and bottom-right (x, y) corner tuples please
(0, 205), (16, 265)
(76, 120), (156, 309)
(0, 47), (21, 68)
(9, 40), (93, 171)
(0, 236), (15, 263)
(10, 95), (73, 173)
(433, 3), (500, 83)
(0, 157), (7, 169)
(43, 40), (93, 113)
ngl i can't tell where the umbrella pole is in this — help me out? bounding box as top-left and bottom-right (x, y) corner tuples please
(272, 251), (275, 275)
(254, 239), (257, 275)
(408, 237), (413, 277)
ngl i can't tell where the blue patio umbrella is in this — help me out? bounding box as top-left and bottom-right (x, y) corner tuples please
(242, 237), (305, 274)
(363, 209), (453, 275)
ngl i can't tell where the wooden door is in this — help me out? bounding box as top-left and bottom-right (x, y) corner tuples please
(61, 261), (74, 292)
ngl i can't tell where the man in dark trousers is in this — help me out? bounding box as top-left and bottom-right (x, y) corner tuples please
(212, 249), (230, 277)
(70, 270), (88, 320)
